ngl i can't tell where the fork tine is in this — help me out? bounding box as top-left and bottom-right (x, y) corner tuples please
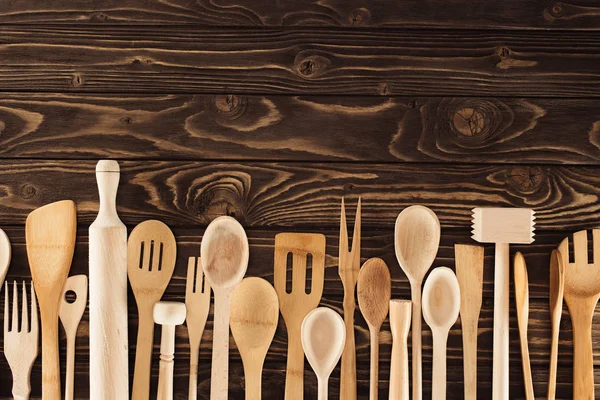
(30, 282), (38, 334)
(195, 258), (204, 294)
(350, 197), (361, 258)
(187, 257), (196, 296)
(11, 281), (18, 333)
(339, 198), (348, 255)
(573, 230), (589, 265)
(593, 229), (600, 266)
(4, 282), (8, 333)
(21, 281), (28, 333)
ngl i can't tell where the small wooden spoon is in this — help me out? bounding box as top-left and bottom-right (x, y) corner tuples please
(201, 216), (249, 400)
(547, 249), (564, 400)
(0, 227), (10, 288)
(301, 307), (346, 400)
(422, 267), (460, 400)
(230, 277), (279, 400)
(357, 258), (391, 400)
(514, 252), (534, 400)
(394, 206), (440, 400)
(388, 299), (412, 400)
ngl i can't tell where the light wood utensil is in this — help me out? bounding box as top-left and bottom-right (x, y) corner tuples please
(422, 267), (460, 400)
(471, 207), (535, 400)
(186, 256), (211, 400)
(153, 301), (187, 400)
(274, 232), (325, 400)
(338, 197), (361, 400)
(558, 229), (600, 399)
(454, 244), (484, 400)
(394, 205), (440, 400)
(201, 216), (249, 400)
(388, 299), (411, 400)
(128, 220), (177, 400)
(89, 159), (129, 400)
(59, 275), (88, 400)
(26, 200), (77, 400)
(357, 257), (391, 400)
(514, 252), (534, 400)
(301, 307), (346, 400)
(3, 281), (38, 400)
(547, 249), (564, 400)
(230, 277), (279, 400)
(0, 228), (10, 288)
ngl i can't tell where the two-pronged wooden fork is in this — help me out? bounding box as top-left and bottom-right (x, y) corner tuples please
(3, 281), (39, 400)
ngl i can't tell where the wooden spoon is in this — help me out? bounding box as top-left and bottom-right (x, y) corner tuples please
(0, 227), (10, 288)
(201, 216), (249, 400)
(422, 267), (460, 400)
(26, 200), (77, 400)
(388, 299), (412, 400)
(547, 249), (564, 400)
(514, 252), (534, 400)
(357, 258), (391, 400)
(394, 205), (440, 400)
(301, 307), (345, 400)
(59, 275), (88, 400)
(230, 277), (279, 400)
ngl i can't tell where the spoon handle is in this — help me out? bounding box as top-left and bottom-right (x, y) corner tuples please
(242, 358), (263, 400)
(432, 332), (448, 400)
(369, 327), (380, 400)
(284, 322), (304, 400)
(547, 312), (560, 400)
(132, 304), (154, 400)
(570, 303), (595, 399)
(410, 284), (422, 400)
(317, 376), (328, 400)
(211, 290), (232, 400)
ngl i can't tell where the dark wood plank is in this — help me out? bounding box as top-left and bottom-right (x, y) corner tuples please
(1, 160), (599, 230)
(0, 227), (594, 399)
(0, 27), (599, 96)
(1, 94), (600, 165)
(0, 0), (598, 30)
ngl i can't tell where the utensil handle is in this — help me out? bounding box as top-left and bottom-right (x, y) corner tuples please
(317, 376), (328, 400)
(340, 294), (356, 400)
(462, 318), (478, 400)
(40, 310), (61, 400)
(157, 325), (176, 400)
(132, 305), (155, 400)
(432, 332), (448, 400)
(492, 243), (509, 400)
(189, 344), (199, 400)
(12, 368), (32, 400)
(65, 333), (76, 400)
(369, 327), (379, 400)
(211, 290), (232, 400)
(243, 359), (263, 400)
(547, 316), (560, 400)
(410, 284), (422, 400)
(284, 322), (304, 400)
(389, 330), (409, 400)
(571, 304), (595, 399)
(96, 162), (119, 217)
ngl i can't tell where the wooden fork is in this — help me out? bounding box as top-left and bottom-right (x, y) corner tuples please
(186, 256), (211, 400)
(3, 281), (39, 400)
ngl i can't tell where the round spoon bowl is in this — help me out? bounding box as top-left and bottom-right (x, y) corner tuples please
(301, 307), (346, 378)
(422, 267), (460, 331)
(201, 216), (249, 288)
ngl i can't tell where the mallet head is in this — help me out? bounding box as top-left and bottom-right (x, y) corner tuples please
(472, 207), (535, 244)
(153, 301), (187, 326)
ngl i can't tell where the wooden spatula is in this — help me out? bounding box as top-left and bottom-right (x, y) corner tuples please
(274, 233), (325, 400)
(26, 200), (77, 400)
(514, 252), (534, 400)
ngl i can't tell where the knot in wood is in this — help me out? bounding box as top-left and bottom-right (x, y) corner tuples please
(89, 12), (109, 22)
(294, 53), (330, 80)
(497, 47), (511, 59)
(378, 83), (390, 95)
(71, 73), (84, 88)
(120, 116), (132, 125)
(551, 2), (564, 17)
(212, 95), (247, 120)
(452, 107), (485, 137)
(507, 166), (544, 193)
(188, 173), (250, 224)
(20, 184), (37, 199)
(349, 8), (371, 26)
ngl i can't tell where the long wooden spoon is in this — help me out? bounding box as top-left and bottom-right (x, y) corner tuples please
(394, 205), (440, 400)
(514, 252), (534, 400)
(201, 216), (249, 400)
(358, 258), (391, 400)
(26, 200), (77, 400)
(301, 307), (346, 400)
(230, 277), (279, 400)
(547, 249), (564, 400)
(389, 299), (412, 400)
(422, 267), (460, 400)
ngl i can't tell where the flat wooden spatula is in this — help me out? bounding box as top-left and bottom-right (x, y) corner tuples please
(26, 200), (77, 400)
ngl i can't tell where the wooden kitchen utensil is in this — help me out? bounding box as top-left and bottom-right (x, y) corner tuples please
(422, 267), (460, 400)
(472, 207), (535, 400)
(26, 200), (76, 400)
(128, 220), (177, 400)
(454, 244), (484, 400)
(514, 252), (534, 400)
(201, 216), (249, 400)
(301, 307), (346, 400)
(357, 257), (391, 400)
(394, 205), (440, 400)
(274, 232), (325, 400)
(153, 301), (187, 400)
(3, 281), (38, 400)
(558, 229), (600, 399)
(0, 228), (10, 288)
(89, 160), (129, 400)
(186, 256), (211, 400)
(59, 275), (88, 400)
(230, 277), (279, 400)
(338, 197), (361, 400)
(547, 249), (564, 400)
(388, 299), (412, 400)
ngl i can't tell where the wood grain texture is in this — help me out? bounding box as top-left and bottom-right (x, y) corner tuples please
(0, 94), (600, 164)
(1, 160), (600, 230)
(0, 0), (598, 29)
(0, 227), (598, 399)
(0, 27), (598, 96)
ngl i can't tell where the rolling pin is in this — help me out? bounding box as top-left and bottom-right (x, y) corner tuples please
(89, 160), (129, 399)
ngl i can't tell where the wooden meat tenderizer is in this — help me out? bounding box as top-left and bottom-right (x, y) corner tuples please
(153, 301), (187, 400)
(471, 207), (535, 400)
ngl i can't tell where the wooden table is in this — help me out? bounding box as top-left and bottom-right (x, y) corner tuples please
(0, 1), (599, 398)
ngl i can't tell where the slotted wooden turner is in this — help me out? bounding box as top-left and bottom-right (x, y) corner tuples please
(274, 233), (325, 400)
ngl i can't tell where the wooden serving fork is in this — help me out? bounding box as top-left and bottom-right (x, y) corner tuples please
(338, 197), (361, 400)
